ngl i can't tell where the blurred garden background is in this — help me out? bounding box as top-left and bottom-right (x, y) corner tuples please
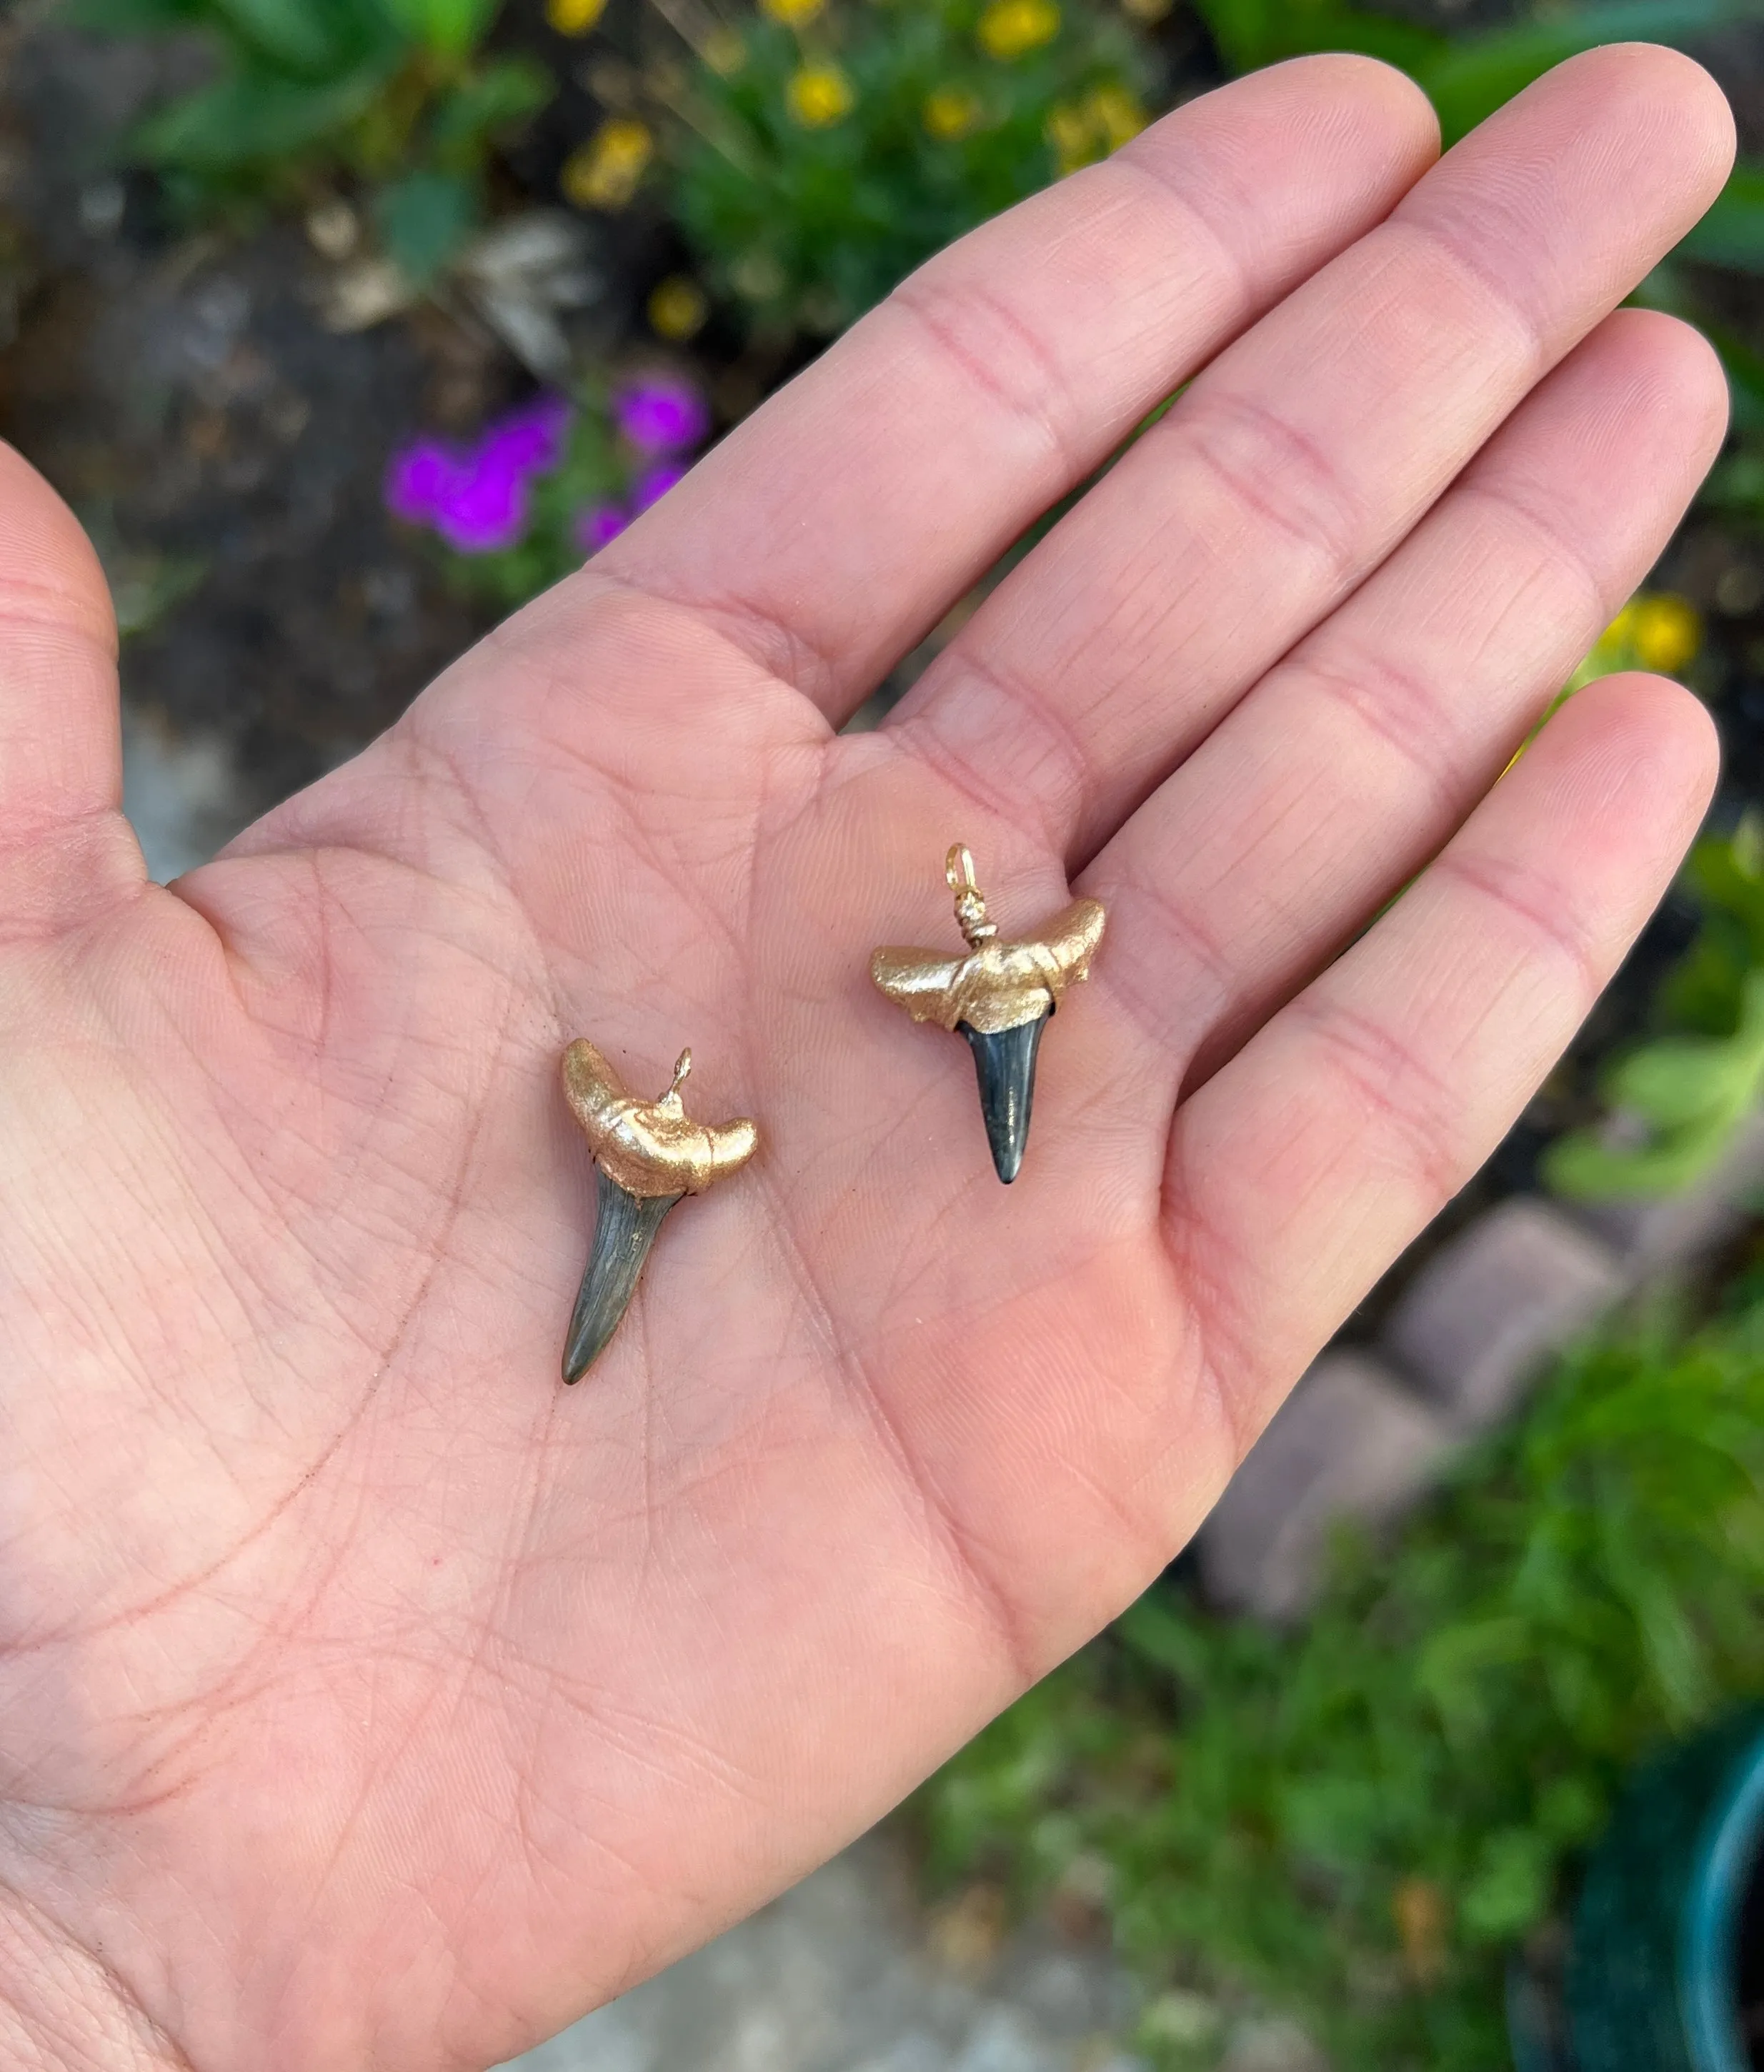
(6, 0), (1764, 2063)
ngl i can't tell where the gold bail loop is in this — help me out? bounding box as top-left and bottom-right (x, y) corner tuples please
(945, 842), (996, 947)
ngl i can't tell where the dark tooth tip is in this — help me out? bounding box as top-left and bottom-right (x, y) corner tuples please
(562, 1169), (682, 1382)
(960, 1013), (1048, 1185)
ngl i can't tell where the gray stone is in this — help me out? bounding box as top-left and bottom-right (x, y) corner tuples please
(1573, 1112), (1764, 1275)
(1197, 1353), (1454, 1619)
(494, 1836), (1142, 2072)
(120, 710), (246, 883)
(1218, 2016), (1327, 2072)
(1381, 1198), (1624, 1431)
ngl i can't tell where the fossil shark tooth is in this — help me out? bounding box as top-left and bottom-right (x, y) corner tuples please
(559, 1041), (758, 1383)
(870, 845), (1105, 1185)
(563, 1170), (683, 1383)
(960, 1012), (1049, 1185)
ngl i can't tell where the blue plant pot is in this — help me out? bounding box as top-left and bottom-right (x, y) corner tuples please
(1555, 1710), (1764, 2071)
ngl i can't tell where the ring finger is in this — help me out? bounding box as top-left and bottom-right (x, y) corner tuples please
(1085, 305), (1727, 1111)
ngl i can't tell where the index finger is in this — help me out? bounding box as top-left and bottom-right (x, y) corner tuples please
(588, 57), (1438, 717)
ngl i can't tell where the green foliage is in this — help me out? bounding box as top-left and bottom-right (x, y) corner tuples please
(73, 0), (549, 279)
(668, 0), (1158, 338)
(1545, 821), (1764, 1200)
(374, 169), (479, 283)
(1189, 0), (1444, 85)
(915, 1289), (1764, 2068)
(382, 0), (502, 56)
(1199, 0), (1764, 498)
(1194, 0), (1762, 140)
(1196, 0), (1764, 145)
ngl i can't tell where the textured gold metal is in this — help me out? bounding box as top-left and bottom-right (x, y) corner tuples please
(562, 1041), (759, 1199)
(870, 845), (1106, 1036)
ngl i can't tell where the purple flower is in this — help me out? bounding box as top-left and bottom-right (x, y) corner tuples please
(615, 376), (708, 456)
(574, 501), (628, 552)
(630, 459), (687, 512)
(384, 439), (457, 524)
(384, 394), (572, 556)
(481, 394), (573, 475)
(434, 466), (531, 554)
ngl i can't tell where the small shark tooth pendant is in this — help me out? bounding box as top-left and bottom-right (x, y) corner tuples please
(559, 1040), (757, 1383)
(870, 845), (1106, 1183)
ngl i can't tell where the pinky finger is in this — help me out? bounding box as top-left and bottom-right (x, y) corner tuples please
(1167, 672), (1718, 1452)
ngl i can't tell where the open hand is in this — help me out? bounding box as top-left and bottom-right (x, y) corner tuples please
(0, 46), (1735, 2071)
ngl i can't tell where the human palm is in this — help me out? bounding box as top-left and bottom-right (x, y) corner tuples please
(0, 45), (1738, 2071)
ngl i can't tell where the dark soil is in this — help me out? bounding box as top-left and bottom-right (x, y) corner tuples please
(0, 20), (515, 825)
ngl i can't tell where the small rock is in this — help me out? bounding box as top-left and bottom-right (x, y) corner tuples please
(318, 256), (417, 334)
(950, 2007), (1061, 2072)
(1139, 1990), (1221, 2051)
(121, 712), (246, 882)
(1219, 2016), (1326, 2072)
(1197, 1353), (1453, 1618)
(304, 197), (360, 262)
(930, 1884), (1010, 1980)
(1380, 1197), (1623, 1430)
(77, 176), (124, 238)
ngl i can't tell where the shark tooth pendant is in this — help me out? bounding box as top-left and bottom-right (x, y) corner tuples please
(559, 1041), (757, 1383)
(870, 845), (1106, 1183)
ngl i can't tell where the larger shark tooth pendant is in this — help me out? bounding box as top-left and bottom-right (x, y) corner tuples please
(559, 1041), (757, 1383)
(870, 845), (1106, 1183)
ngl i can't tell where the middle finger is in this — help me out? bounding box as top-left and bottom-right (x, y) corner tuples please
(887, 44), (1733, 862)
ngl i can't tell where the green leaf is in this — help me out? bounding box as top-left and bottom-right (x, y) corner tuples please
(373, 169), (478, 284)
(1535, 1775), (1604, 1845)
(1680, 162), (1764, 272)
(1544, 1125), (1735, 1199)
(379, 0), (502, 57)
(1606, 1037), (1760, 1128)
(206, 0), (362, 76)
(1417, 0), (1764, 145)
(1705, 327), (1764, 436)
(1459, 1828), (1553, 1942)
(429, 56), (553, 163)
(137, 64), (390, 171)
(1190, 0), (1443, 76)
(65, 0), (204, 31)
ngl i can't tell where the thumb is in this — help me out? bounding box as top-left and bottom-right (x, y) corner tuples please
(0, 442), (142, 938)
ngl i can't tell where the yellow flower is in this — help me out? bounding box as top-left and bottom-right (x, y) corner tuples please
(1045, 99), (1093, 174)
(786, 63), (853, 126)
(561, 118), (654, 210)
(648, 274), (709, 341)
(1600, 601), (1636, 649)
(762, 0), (825, 22)
(546, 0), (607, 30)
(1086, 80), (1144, 149)
(923, 84), (984, 139)
(1045, 83), (1140, 174)
(1571, 591), (1704, 693)
(1628, 591), (1702, 676)
(978, 0), (1060, 59)
(702, 26), (747, 72)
